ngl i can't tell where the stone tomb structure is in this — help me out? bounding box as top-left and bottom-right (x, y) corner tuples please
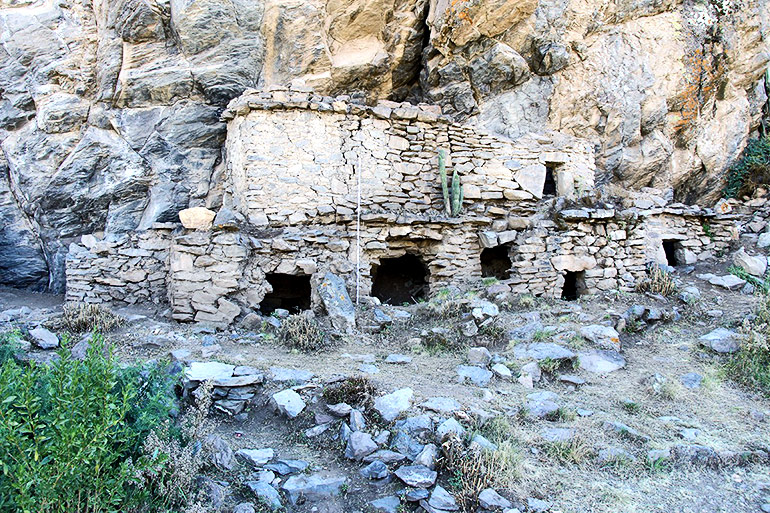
(65, 87), (737, 326)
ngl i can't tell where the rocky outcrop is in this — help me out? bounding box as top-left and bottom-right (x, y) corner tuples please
(0, 0), (768, 291)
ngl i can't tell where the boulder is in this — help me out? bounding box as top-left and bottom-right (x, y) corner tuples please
(29, 327), (59, 349)
(428, 485), (459, 511)
(468, 346), (492, 366)
(317, 272), (356, 333)
(281, 474), (347, 505)
(179, 207), (216, 230)
(578, 350), (626, 373)
(244, 481), (282, 511)
(360, 460), (389, 479)
(580, 325), (621, 350)
(270, 389), (306, 418)
(733, 248), (767, 277)
(370, 496), (401, 513)
(236, 448), (274, 467)
(699, 328), (741, 353)
(421, 397), (462, 414)
(345, 431), (378, 460)
(394, 465), (437, 488)
(374, 388), (413, 422)
(513, 342), (577, 362)
(478, 489), (512, 510)
(456, 365), (493, 386)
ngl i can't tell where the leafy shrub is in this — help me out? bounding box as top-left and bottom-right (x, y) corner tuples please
(636, 264), (677, 296)
(60, 302), (125, 333)
(278, 313), (328, 353)
(0, 333), (180, 513)
(0, 330), (22, 366)
(724, 135), (770, 199)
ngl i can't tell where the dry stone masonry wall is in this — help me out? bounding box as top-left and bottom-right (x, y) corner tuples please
(65, 88), (742, 326)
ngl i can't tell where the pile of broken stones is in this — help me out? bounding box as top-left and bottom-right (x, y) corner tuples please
(183, 358), (527, 513)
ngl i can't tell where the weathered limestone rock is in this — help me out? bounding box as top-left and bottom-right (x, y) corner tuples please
(733, 247), (767, 277)
(374, 388), (413, 422)
(179, 207), (216, 230)
(699, 328), (741, 354)
(270, 389), (306, 418)
(317, 272), (356, 333)
(29, 327), (59, 349)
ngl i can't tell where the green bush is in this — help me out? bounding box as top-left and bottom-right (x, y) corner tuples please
(724, 135), (770, 199)
(0, 330), (21, 366)
(0, 333), (179, 513)
(726, 297), (770, 396)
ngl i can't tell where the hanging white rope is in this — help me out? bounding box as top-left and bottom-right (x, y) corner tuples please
(355, 152), (361, 305)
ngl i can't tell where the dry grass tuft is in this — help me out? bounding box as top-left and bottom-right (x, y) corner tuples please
(440, 435), (519, 511)
(636, 265), (677, 296)
(322, 376), (377, 410)
(278, 313), (329, 353)
(543, 435), (592, 465)
(61, 302), (124, 333)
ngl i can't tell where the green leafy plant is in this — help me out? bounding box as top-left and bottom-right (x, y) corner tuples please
(725, 298), (770, 396)
(0, 333), (179, 513)
(723, 135), (770, 198)
(439, 149), (463, 217)
(0, 330), (22, 366)
(728, 265), (770, 294)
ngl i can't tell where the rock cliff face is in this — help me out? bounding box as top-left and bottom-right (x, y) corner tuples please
(0, 0), (768, 291)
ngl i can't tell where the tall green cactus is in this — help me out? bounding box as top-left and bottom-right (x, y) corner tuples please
(438, 149), (463, 217)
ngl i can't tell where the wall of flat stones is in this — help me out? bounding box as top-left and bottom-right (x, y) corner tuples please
(223, 89), (595, 228)
(65, 228), (172, 306)
(63, 206), (737, 321)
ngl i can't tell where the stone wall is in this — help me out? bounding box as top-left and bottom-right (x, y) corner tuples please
(65, 226), (173, 306)
(222, 88), (595, 228)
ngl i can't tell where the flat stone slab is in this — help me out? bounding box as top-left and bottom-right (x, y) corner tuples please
(185, 361), (235, 381)
(212, 374), (265, 387)
(245, 481), (282, 511)
(578, 350), (626, 373)
(29, 327), (59, 349)
(236, 448), (274, 467)
(385, 354), (412, 364)
(269, 367), (314, 383)
(421, 397), (462, 413)
(456, 365), (493, 387)
(394, 465), (437, 488)
(370, 496), (401, 513)
(699, 328), (741, 353)
(513, 342), (576, 361)
(281, 474), (347, 505)
(264, 459), (309, 475)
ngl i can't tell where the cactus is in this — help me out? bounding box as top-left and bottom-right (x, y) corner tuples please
(439, 149), (451, 216)
(438, 149), (463, 217)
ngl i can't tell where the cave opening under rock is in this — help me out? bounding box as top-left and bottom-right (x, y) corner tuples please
(261, 273), (312, 314)
(480, 245), (512, 280)
(371, 254), (428, 305)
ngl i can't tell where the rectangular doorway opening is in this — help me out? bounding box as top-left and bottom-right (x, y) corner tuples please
(480, 245), (512, 280)
(543, 163), (558, 196)
(371, 254), (428, 305)
(261, 273), (311, 315)
(662, 239), (681, 267)
(561, 271), (586, 301)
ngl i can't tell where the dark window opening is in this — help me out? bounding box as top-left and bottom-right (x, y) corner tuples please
(561, 271), (586, 301)
(480, 245), (512, 280)
(543, 163), (558, 196)
(662, 239), (680, 267)
(371, 254), (428, 305)
(261, 273), (311, 314)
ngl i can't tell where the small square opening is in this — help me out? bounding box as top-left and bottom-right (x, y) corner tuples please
(480, 245), (512, 280)
(662, 239), (681, 267)
(371, 254), (428, 305)
(561, 271), (586, 301)
(543, 163), (558, 197)
(261, 273), (312, 314)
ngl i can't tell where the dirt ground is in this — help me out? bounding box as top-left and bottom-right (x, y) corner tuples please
(1, 260), (769, 513)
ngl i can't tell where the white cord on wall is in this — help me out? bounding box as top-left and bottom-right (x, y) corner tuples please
(355, 152), (361, 305)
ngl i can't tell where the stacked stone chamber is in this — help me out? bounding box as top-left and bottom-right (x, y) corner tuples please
(65, 87), (740, 325)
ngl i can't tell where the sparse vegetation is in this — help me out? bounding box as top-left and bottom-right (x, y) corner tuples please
(725, 298), (770, 396)
(723, 134), (770, 199)
(440, 435), (519, 511)
(278, 313), (329, 353)
(636, 264), (677, 296)
(544, 436), (591, 464)
(60, 302), (125, 333)
(322, 376), (377, 410)
(728, 265), (770, 294)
